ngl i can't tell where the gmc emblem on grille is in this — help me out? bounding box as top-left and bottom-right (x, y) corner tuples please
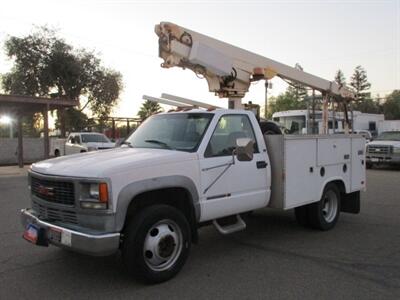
(37, 185), (55, 196)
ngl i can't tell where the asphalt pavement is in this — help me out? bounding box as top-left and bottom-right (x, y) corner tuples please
(0, 166), (399, 299)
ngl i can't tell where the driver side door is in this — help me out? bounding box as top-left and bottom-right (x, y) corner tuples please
(199, 114), (269, 222)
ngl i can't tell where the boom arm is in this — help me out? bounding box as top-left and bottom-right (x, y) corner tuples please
(155, 22), (354, 103)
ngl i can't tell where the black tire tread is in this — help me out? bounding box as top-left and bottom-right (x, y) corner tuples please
(122, 204), (191, 284)
(308, 183), (341, 231)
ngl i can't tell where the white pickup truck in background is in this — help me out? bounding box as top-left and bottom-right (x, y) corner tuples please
(366, 131), (400, 168)
(50, 132), (115, 157)
(21, 109), (365, 283)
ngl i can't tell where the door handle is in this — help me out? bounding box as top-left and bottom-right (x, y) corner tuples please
(256, 161), (268, 169)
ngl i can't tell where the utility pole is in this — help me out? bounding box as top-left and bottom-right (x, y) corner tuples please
(264, 80), (268, 119)
(312, 89), (316, 134)
(322, 93), (329, 135)
(332, 99), (336, 134)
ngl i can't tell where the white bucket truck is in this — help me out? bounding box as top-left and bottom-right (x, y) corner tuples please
(21, 22), (365, 283)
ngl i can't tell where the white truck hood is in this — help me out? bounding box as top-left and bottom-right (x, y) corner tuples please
(368, 140), (400, 147)
(31, 147), (197, 178)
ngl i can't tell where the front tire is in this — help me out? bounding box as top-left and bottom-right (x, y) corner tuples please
(308, 183), (341, 231)
(122, 205), (191, 283)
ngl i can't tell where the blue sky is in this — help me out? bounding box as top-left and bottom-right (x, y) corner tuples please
(0, 0), (399, 118)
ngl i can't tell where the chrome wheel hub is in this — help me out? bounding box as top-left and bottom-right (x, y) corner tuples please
(322, 190), (338, 223)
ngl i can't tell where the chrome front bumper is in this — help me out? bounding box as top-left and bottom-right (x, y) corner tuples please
(366, 154), (400, 164)
(21, 208), (120, 256)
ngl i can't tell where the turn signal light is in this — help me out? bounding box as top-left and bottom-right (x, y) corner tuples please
(99, 183), (109, 203)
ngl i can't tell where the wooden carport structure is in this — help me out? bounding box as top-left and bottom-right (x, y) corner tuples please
(88, 116), (142, 140)
(0, 94), (79, 168)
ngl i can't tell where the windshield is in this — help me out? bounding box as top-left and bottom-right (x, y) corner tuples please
(375, 131), (400, 141)
(81, 134), (111, 143)
(125, 113), (213, 151)
(273, 116), (306, 134)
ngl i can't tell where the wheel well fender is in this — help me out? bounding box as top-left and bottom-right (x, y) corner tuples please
(318, 177), (348, 200)
(116, 176), (200, 236)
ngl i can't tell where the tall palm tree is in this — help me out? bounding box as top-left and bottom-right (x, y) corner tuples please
(137, 100), (163, 121)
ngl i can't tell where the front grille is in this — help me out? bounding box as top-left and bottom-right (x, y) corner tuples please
(367, 145), (392, 155)
(33, 201), (78, 224)
(31, 176), (75, 206)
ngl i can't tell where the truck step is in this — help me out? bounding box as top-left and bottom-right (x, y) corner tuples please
(213, 214), (246, 235)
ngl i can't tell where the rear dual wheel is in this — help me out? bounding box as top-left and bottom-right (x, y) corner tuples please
(295, 183), (341, 231)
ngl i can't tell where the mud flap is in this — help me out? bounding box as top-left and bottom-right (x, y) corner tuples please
(341, 191), (360, 214)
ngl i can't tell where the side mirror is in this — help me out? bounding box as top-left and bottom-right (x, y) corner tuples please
(235, 138), (254, 161)
(70, 137), (75, 144)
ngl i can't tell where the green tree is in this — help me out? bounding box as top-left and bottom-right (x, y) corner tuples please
(349, 65), (371, 102)
(137, 100), (163, 121)
(287, 63), (308, 101)
(55, 108), (89, 132)
(334, 69), (346, 87)
(383, 90), (400, 120)
(353, 98), (381, 114)
(1, 26), (123, 134)
(267, 91), (308, 118)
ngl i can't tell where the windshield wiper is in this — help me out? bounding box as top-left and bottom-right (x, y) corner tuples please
(144, 139), (173, 149)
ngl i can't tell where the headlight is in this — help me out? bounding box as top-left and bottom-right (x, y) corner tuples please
(89, 183), (100, 198)
(80, 182), (109, 209)
(393, 147), (400, 154)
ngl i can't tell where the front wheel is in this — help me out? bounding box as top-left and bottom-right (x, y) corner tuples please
(308, 183), (341, 231)
(122, 205), (191, 283)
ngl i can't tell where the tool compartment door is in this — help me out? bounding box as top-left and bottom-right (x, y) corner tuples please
(317, 138), (351, 166)
(351, 137), (366, 192)
(284, 138), (319, 208)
